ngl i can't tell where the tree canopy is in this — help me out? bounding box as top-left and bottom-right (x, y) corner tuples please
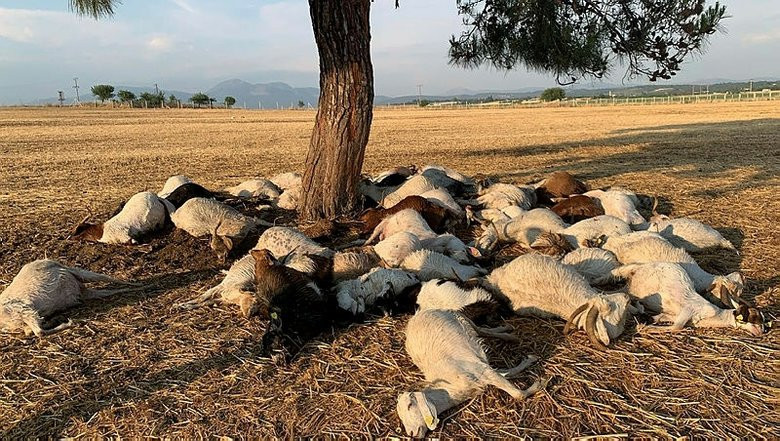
(190, 92), (210, 108)
(91, 84), (115, 102)
(117, 90), (135, 103)
(540, 87), (566, 101)
(224, 96), (236, 108)
(449, 0), (726, 83)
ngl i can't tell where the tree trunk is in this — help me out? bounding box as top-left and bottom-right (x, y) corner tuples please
(300, 0), (374, 221)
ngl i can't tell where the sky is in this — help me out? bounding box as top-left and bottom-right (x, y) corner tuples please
(0, 0), (779, 104)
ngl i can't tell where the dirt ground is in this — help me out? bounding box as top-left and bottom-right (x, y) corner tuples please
(0, 102), (778, 438)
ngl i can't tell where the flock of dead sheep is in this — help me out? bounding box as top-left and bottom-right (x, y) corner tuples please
(0, 165), (773, 437)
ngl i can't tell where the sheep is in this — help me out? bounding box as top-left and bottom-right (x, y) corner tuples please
(419, 167), (467, 196)
(254, 226), (334, 259)
(600, 235), (745, 300)
(483, 254), (637, 349)
(249, 249), (329, 357)
(225, 178), (282, 199)
(291, 247), (382, 283)
(364, 209), (437, 245)
(373, 232), (423, 267)
(177, 252), (257, 315)
(528, 231), (575, 258)
(551, 195), (604, 223)
(359, 196), (450, 235)
(169, 197), (271, 262)
(416, 279), (502, 312)
(158, 175), (193, 198)
(646, 202), (737, 252)
(534, 171), (589, 203)
(596, 262), (768, 336)
(334, 267), (419, 315)
(358, 179), (401, 205)
(476, 183), (537, 211)
(381, 175), (440, 208)
(370, 165), (417, 187)
(277, 185), (302, 210)
(71, 191), (173, 244)
(164, 182), (216, 209)
(584, 189), (647, 229)
(466, 205), (526, 226)
(401, 249), (486, 282)
(561, 247), (620, 285)
(269, 172), (302, 191)
(474, 208), (567, 252)
(418, 188), (464, 218)
(420, 233), (478, 263)
(0, 260), (138, 336)
(397, 308), (540, 438)
(560, 215), (632, 248)
(419, 164), (476, 191)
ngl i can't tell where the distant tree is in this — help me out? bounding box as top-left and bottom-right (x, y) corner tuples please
(540, 87), (566, 102)
(139, 92), (164, 107)
(297, 100), (305, 108)
(209, 97), (217, 109)
(70, 0), (727, 221)
(168, 94), (178, 107)
(117, 90), (136, 104)
(224, 96), (236, 108)
(91, 84), (115, 103)
(190, 92), (210, 108)
(419, 99), (431, 107)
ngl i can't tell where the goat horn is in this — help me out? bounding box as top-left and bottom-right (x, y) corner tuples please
(585, 305), (609, 351)
(564, 303), (590, 335)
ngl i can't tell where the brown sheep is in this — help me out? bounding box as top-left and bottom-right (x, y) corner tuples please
(536, 171), (589, 203)
(359, 195), (449, 234)
(551, 195), (604, 223)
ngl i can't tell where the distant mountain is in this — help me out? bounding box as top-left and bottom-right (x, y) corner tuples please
(205, 79), (320, 109)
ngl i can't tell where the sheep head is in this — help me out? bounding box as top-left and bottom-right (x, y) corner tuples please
(397, 391), (439, 438)
(70, 215), (103, 241)
(564, 293), (633, 350)
(732, 304), (771, 336)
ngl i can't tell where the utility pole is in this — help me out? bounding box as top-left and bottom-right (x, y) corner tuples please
(73, 77), (81, 104)
(57, 91), (65, 107)
(416, 84), (423, 106)
(154, 83), (159, 94)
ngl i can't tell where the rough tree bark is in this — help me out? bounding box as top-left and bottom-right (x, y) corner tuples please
(300, 0), (374, 221)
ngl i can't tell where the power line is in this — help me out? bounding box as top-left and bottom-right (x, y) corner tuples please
(416, 84), (423, 106)
(73, 77), (80, 104)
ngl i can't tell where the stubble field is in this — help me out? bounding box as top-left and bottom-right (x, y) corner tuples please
(0, 102), (778, 438)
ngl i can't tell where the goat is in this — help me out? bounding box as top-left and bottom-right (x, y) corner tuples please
(560, 215), (632, 249)
(475, 183), (537, 211)
(370, 165), (417, 187)
(416, 279), (508, 314)
(419, 164), (476, 193)
(0, 260), (138, 336)
(364, 209), (437, 245)
(420, 233), (478, 264)
(269, 172), (302, 191)
(534, 171), (589, 203)
(359, 196), (450, 235)
(334, 268), (419, 315)
(474, 208), (567, 252)
(250, 249), (329, 358)
(483, 254), (637, 349)
(584, 189), (647, 229)
(397, 308), (540, 438)
(225, 178), (282, 199)
(158, 175), (193, 198)
(277, 185), (301, 210)
(551, 195), (604, 223)
(600, 235), (745, 300)
(528, 231), (575, 258)
(646, 200), (737, 252)
(177, 252), (256, 315)
(467, 205), (526, 226)
(170, 197), (271, 262)
(561, 247), (620, 285)
(71, 191), (172, 244)
(401, 249), (486, 282)
(164, 182), (216, 209)
(418, 188), (464, 218)
(373, 232), (423, 267)
(596, 262), (768, 336)
(419, 167), (467, 196)
(254, 226), (334, 259)
(381, 175), (440, 208)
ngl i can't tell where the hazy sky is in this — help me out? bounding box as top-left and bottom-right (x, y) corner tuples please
(1, 1), (778, 103)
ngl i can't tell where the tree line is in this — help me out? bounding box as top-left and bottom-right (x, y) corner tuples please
(90, 84), (237, 108)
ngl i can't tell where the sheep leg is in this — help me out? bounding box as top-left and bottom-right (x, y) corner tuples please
(483, 369), (542, 400)
(177, 290), (220, 310)
(67, 267), (139, 286)
(474, 326), (521, 342)
(81, 286), (140, 300)
(40, 319), (75, 335)
(498, 355), (538, 379)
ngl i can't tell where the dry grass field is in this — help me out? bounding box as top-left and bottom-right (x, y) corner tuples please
(0, 102), (778, 438)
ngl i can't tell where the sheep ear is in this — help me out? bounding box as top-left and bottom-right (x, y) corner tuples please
(221, 235), (234, 251)
(413, 392), (439, 431)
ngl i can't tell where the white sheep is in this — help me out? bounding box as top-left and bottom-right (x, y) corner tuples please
(177, 252), (256, 315)
(269, 172), (302, 191)
(72, 191), (173, 244)
(373, 232), (423, 267)
(474, 208), (567, 252)
(416, 279), (495, 312)
(561, 247), (620, 285)
(418, 167), (470, 195)
(401, 249), (486, 281)
(381, 175), (439, 208)
(334, 268), (419, 315)
(225, 178), (282, 199)
(597, 262), (767, 336)
(484, 254), (637, 349)
(277, 184), (302, 210)
(397, 309), (540, 437)
(602, 235), (744, 298)
(419, 188), (464, 218)
(560, 215), (632, 248)
(476, 183), (536, 211)
(254, 226), (334, 259)
(583, 189), (647, 229)
(647, 216), (737, 252)
(419, 164), (475, 188)
(364, 209), (437, 245)
(0, 260), (138, 336)
(158, 175), (193, 198)
(419, 233), (475, 264)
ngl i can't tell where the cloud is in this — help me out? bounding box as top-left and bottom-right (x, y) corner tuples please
(170, 0), (196, 14)
(742, 30), (780, 44)
(147, 35), (173, 51)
